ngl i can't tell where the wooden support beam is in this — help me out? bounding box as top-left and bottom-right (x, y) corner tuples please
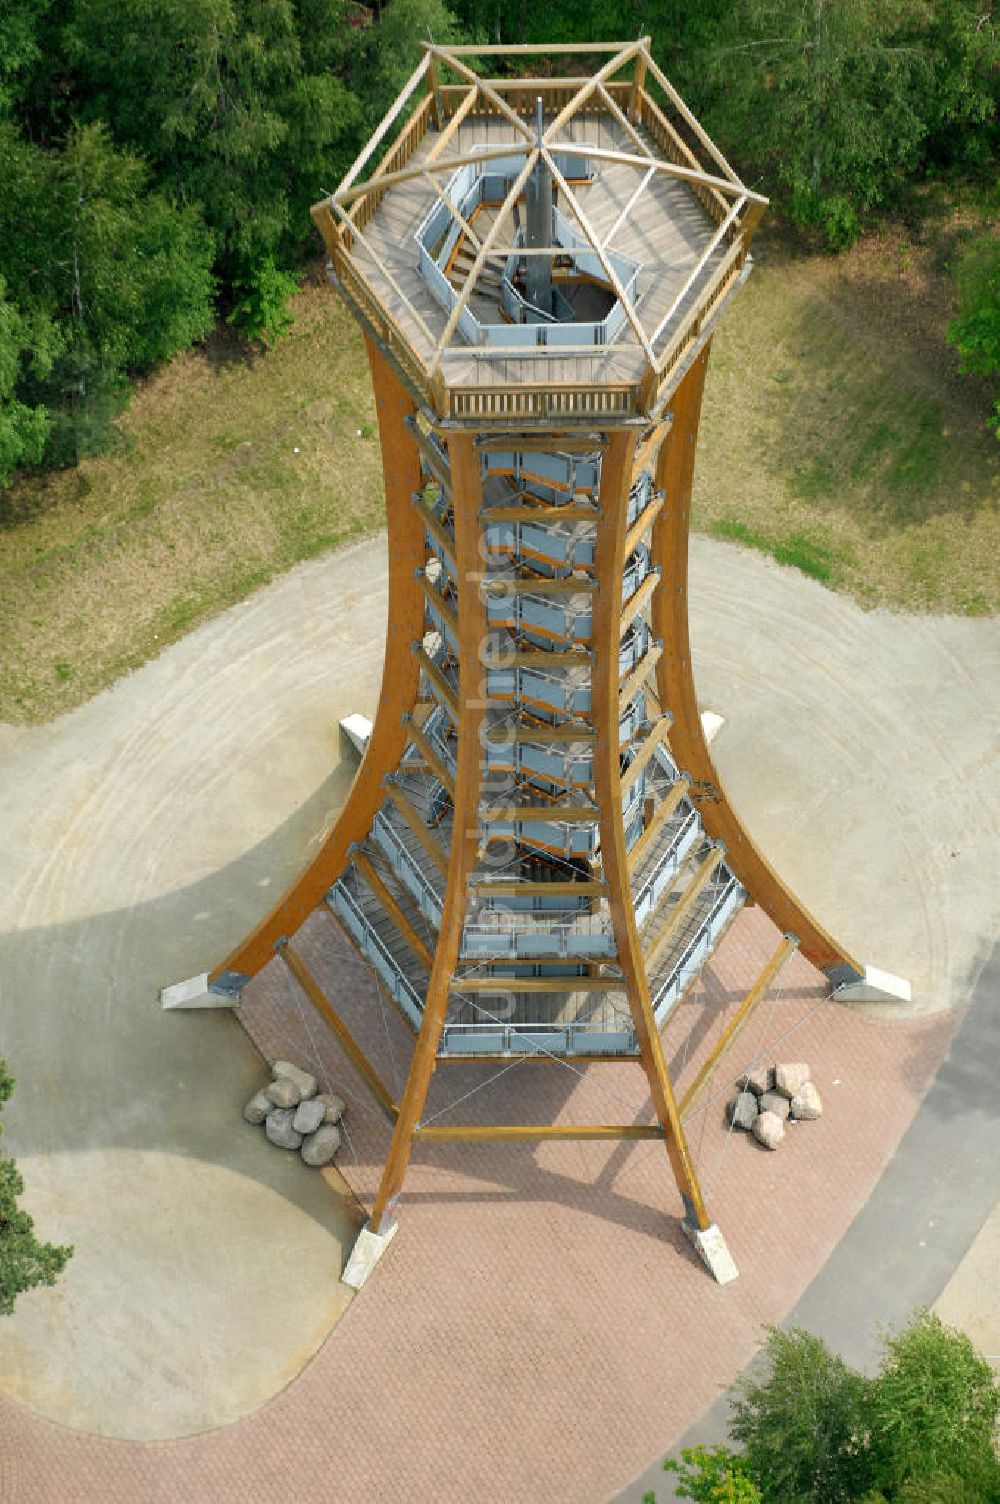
(414, 1123), (665, 1142)
(476, 434), (608, 453)
(679, 934), (799, 1120)
(427, 84), (478, 160)
(481, 803), (599, 823)
(337, 52), (432, 196)
(619, 643), (663, 714)
(480, 504), (600, 523)
(542, 40), (646, 142)
(620, 569), (660, 638)
(485, 722), (595, 745)
(385, 782), (449, 874)
(430, 151), (539, 376)
(650, 346), (861, 974)
(404, 714), (455, 798)
(484, 575), (597, 596)
(369, 434), (488, 1235)
(453, 975), (625, 994)
(417, 572), (458, 642)
(410, 422), (452, 486)
(209, 342), (424, 984)
(626, 776), (691, 874)
(480, 649), (593, 668)
(623, 494), (665, 558)
(411, 493), (455, 561)
(644, 846), (725, 974)
(470, 878), (607, 897)
(621, 717), (673, 796)
(414, 645), (459, 719)
(278, 940), (398, 1121)
(590, 429), (712, 1231)
(354, 851), (435, 969)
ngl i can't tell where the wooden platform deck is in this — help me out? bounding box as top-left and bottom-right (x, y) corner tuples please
(345, 111), (730, 393)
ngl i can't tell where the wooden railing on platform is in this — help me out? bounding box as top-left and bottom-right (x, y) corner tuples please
(316, 43), (763, 425)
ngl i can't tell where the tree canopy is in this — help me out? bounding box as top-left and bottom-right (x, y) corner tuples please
(0, 0), (996, 481)
(660, 1314), (1000, 1504)
(0, 1061), (72, 1317)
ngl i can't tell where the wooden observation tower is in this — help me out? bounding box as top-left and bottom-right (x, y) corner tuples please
(165, 40), (907, 1287)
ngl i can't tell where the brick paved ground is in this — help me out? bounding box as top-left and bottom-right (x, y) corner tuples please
(0, 906), (956, 1503)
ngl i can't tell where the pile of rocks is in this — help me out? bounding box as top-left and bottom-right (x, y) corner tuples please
(727, 1061), (822, 1151)
(244, 1060), (346, 1167)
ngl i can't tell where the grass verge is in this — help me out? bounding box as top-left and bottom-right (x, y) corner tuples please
(1, 222), (998, 725)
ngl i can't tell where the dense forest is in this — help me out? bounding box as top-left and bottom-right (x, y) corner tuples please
(0, 0), (997, 484)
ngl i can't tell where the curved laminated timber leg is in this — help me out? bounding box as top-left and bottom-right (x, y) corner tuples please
(591, 431), (735, 1284)
(162, 338), (427, 1007)
(648, 343), (908, 1005)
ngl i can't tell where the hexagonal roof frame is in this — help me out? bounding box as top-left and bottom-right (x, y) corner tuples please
(311, 39), (769, 426)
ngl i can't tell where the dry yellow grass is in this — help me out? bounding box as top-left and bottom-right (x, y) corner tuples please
(1, 233), (997, 726)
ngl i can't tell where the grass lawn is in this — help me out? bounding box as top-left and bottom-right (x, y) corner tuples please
(1, 230), (998, 725)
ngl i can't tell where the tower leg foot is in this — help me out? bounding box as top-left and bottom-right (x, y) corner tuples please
(342, 1219), (399, 1291)
(160, 972), (241, 1009)
(827, 963), (911, 1006)
(683, 1220), (739, 1285)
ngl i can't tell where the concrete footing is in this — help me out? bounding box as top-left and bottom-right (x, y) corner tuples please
(835, 963), (912, 1007)
(340, 714), (373, 757)
(683, 1221), (739, 1286)
(342, 1219), (399, 1291)
(160, 973), (236, 1010)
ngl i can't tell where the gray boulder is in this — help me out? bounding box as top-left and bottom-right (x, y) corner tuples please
(301, 1125), (342, 1166)
(727, 1091), (759, 1131)
(292, 1097), (326, 1135)
(753, 1110), (785, 1150)
(759, 1090), (790, 1122)
(742, 1065), (774, 1097)
(243, 1089), (272, 1125)
(790, 1081), (823, 1120)
(265, 1107), (303, 1149)
(317, 1092), (346, 1124)
(774, 1061), (811, 1099)
(266, 1076), (301, 1109)
(272, 1060), (317, 1100)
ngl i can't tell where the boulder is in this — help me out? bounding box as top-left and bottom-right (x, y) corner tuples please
(301, 1125), (342, 1167)
(774, 1061), (811, 1099)
(753, 1110), (785, 1150)
(292, 1097), (326, 1136)
(266, 1076), (301, 1109)
(727, 1091), (759, 1131)
(272, 1060), (317, 1100)
(317, 1092), (346, 1125)
(790, 1081), (823, 1121)
(265, 1107), (303, 1149)
(742, 1065), (774, 1097)
(243, 1089), (272, 1125)
(759, 1090), (790, 1122)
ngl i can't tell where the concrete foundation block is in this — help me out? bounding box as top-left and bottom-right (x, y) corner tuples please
(700, 710), (725, 745)
(683, 1221), (739, 1286)
(160, 973), (237, 1010)
(835, 963), (912, 1006)
(340, 714), (373, 757)
(342, 1219), (399, 1291)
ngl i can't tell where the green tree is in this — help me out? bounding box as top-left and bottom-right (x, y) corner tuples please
(0, 277), (54, 486)
(663, 1444), (762, 1503)
(949, 232), (1000, 436)
(692, 0), (998, 247)
(869, 1310), (1000, 1495)
(730, 1328), (876, 1503)
(0, 1061), (72, 1317)
(0, 120), (216, 465)
(63, 0), (363, 321)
